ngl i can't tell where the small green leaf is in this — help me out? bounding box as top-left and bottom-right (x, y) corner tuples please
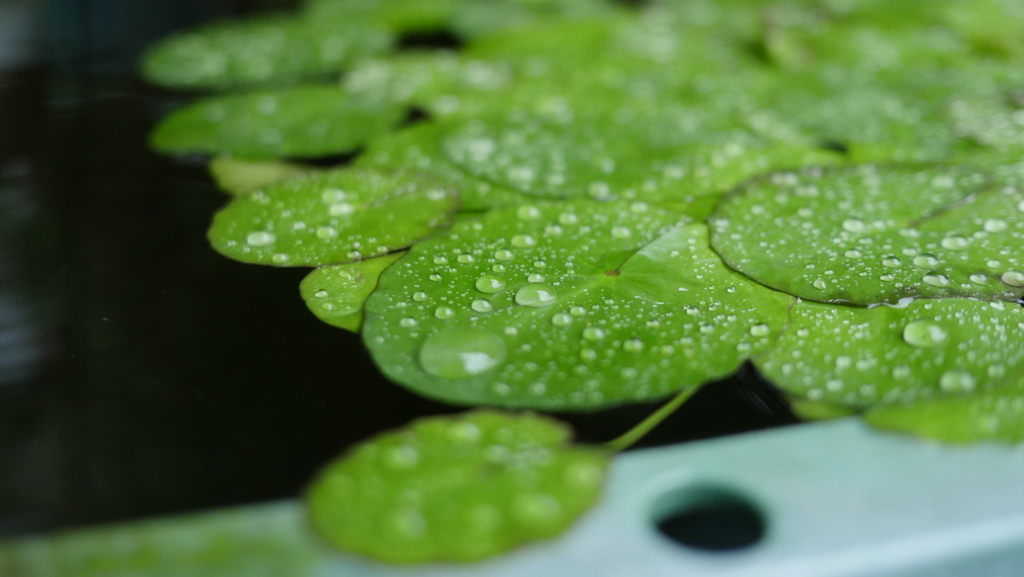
(306, 410), (609, 564)
(209, 156), (313, 196)
(140, 15), (392, 90)
(756, 298), (1024, 409)
(711, 164), (1024, 304)
(865, 378), (1024, 444)
(300, 252), (405, 332)
(208, 168), (459, 267)
(151, 86), (404, 159)
(363, 202), (794, 410)
(357, 123), (530, 211)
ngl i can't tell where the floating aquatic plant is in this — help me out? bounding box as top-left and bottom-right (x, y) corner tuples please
(142, 0), (1024, 564)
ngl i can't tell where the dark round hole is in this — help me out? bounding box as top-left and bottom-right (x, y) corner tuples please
(653, 486), (766, 551)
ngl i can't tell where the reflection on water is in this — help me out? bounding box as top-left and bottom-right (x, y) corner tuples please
(0, 161), (47, 387)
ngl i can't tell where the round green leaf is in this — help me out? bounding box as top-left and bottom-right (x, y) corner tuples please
(208, 168), (459, 267)
(209, 156), (313, 196)
(865, 378), (1024, 444)
(356, 123), (530, 211)
(151, 86), (404, 159)
(710, 164), (1024, 304)
(306, 410), (609, 563)
(140, 16), (392, 90)
(362, 201), (794, 410)
(756, 298), (1024, 409)
(300, 252), (405, 332)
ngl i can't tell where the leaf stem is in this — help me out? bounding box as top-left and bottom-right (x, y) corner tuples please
(604, 386), (700, 453)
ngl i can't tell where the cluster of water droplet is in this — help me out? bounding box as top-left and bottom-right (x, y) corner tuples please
(757, 299), (1024, 408)
(711, 165), (1024, 304)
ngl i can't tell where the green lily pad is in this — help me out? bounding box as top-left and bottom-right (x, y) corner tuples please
(140, 15), (392, 90)
(865, 377), (1024, 444)
(362, 202), (794, 410)
(209, 157), (313, 196)
(756, 298), (1024, 409)
(300, 252), (405, 332)
(356, 123), (530, 211)
(151, 86), (404, 160)
(306, 410), (609, 563)
(710, 164), (1024, 304)
(208, 168), (459, 267)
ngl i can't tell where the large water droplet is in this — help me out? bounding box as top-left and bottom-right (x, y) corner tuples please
(495, 249), (514, 261)
(842, 218), (866, 233)
(750, 324), (771, 337)
(939, 369), (976, 393)
(419, 327), (507, 379)
(611, 226), (632, 239)
(902, 320), (948, 348)
(413, 291), (428, 301)
(247, 231), (276, 246)
(552, 313), (572, 327)
(515, 284), (557, 307)
(984, 218), (1008, 233)
(582, 327), (605, 341)
(511, 235), (536, 248)
(1001, 270), (1024, 287)
(882, 257), (902, 267)
(472, 299), (493, 313)
(940, 236), (968, 250)
(435, 306), (455, 319)
(913, 254), (939, 268)
(969, 273), (989, 285)
(517, 205), (541, 220)
(475, 275), (506, 294)
(922, 274), (950, 287)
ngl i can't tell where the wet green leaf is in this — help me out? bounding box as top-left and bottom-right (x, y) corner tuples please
(757, 298), (1024, 409)
(865, 377), (1024, 444)
(141, 15), (392, 90)
(300, 252), (405, 332)
(151, 86), (404, 159)
(208, 168), (459, 267)
(711, 164), (1024, 304)
(356, 123), (529, 211)
(209, 157), (312, 196)
(443, 111), (837, 203)
(306, 410), (609, 563)
(362, 202), (794, 410)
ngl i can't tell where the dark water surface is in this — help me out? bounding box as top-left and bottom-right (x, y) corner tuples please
(0, 0), (799, 538)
